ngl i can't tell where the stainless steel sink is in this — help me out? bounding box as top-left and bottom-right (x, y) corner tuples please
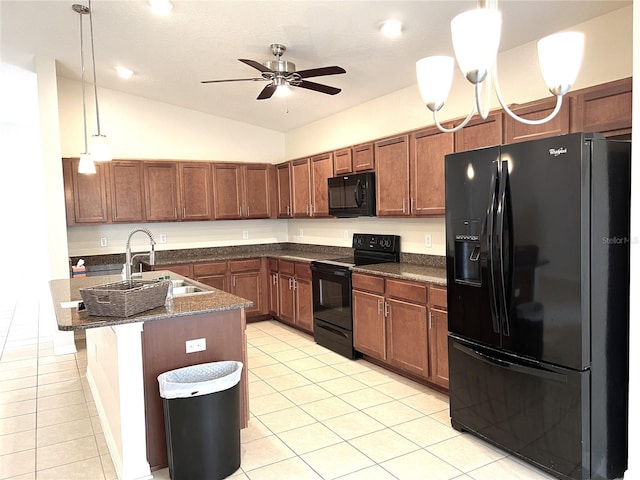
(169, 279), (210, 296)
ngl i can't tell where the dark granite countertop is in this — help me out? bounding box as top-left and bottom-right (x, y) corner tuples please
(50, 270), (252, 331)
(351, 263), (447, 286)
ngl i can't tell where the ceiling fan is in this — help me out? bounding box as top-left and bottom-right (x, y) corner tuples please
(201, 43), (346, 100)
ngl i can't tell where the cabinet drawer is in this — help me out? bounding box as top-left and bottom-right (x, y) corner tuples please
(430, 286), (447, 310)
(352, 273), (385, 295)
(279, 260), (295, 275)
(268, 258), (278, 272)
(386, 279), (428, 305)
(193, 261), (227, 276)
(229, 258), (262, 273)
(294, 262), (311, 280)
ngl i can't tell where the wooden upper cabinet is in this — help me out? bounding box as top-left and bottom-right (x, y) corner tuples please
(212, 163), (243, 220)
(179, 162), (212, 221)
(63, 157), (110, 224)
(143, 162), (179, 222)
(109, 161), (144, 223)
(570, 77), (632, 138)
(375, 135), (410, 216)
(353, 142), (375, 171)
(333, 148), (352, 175)
(310, 152), (333, 217)
(454, 110), (503, 152)
(503, 96), (570, 144)
(291, 158), (312, 217)
(276, 162), (292, 218)
(410, 127), (454, 216)
(243, 164), (270, 219)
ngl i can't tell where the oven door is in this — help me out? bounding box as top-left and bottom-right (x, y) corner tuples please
(311, 263), (352, 330)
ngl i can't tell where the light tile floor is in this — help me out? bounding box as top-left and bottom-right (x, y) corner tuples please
(0, 296), (555, 480)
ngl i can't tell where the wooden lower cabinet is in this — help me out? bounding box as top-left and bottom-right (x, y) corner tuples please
(353, 273), (448, 389)
(229, 259), (264, 317)
(268, 258), (279, 317)
(275, 260), (313, 333)
(194, 261), (228, 290)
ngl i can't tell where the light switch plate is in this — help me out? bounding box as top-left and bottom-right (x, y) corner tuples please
(186, 338), (206, 353)
(425, 234), (432, 248)
(100, 237), (108, 247)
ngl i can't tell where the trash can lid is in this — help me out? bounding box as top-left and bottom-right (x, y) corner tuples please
(158, 361), (243, 399)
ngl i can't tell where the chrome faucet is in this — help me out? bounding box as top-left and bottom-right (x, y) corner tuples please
(125, 228), (156, 280)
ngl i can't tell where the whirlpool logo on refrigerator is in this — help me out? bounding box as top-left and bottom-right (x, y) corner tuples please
(549, 147), (568, 157)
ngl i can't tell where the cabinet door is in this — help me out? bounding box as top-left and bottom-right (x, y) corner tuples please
(159, 263), (193, 279)
(429, 308), (449, 389)
(353, 289), (386, 360)
(231, 270), (262, 316)
(387, 298), (428, 378)
(278, 274), (295, 324)
(193, 261), (228, 290)
(291, 158), (312, 217)
(503, 97), (570, 144)
(410, 127), (453, 216)
(353, 143), (375, 171)
(454, 111), (503, 152)
(311, 152), (333, 217)
(333, 148), (352, 175)
(67, 157), (110, 224)
(276, 163), (292, 218)
(295, 277), (313, 333)
(110, 161), (144, 223)
(268, 270), (279, 317)
(180, 162), (212, 221)
(570, 77), (632, 138)
(243, 164), (270, 219)
(212, 163), (242, 220)
(375, 135), (410, 216)
(144, 162), (179, 221)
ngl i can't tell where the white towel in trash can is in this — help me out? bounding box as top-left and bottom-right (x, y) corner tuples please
(158, 361), (243, 399)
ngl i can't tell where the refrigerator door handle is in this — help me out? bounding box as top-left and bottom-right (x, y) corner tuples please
(497, 160), (511, 337)
(452, 341), (568, 384)
(487, 162), (500, 334)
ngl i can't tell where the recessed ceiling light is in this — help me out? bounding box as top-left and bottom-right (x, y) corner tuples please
(149, 0), (174, 16)
(115, 66), (134, 79)
(380, 19), (403, 39)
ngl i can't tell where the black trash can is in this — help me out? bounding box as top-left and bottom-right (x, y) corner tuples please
(158, 361), (243, 480)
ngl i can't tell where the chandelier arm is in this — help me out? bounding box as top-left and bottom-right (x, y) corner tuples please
(433, 102), (477, 133)
(476, 75), (492, 120)
(492, 64), (564, 125)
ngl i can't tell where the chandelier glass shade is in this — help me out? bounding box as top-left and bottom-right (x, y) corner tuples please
(416, 6), (585, 133)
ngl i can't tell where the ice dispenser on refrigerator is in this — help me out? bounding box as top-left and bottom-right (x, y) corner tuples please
(453, 220), (481, 286)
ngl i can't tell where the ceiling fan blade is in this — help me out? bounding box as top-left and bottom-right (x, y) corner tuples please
(295, 66), (346, 79)
(201, 78), (266, 84)
(257, 83), (277, 100)
(296, 80), (342, 95)
(239, 59), (272, 73)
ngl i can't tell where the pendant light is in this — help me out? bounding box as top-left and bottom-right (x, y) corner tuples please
(73, 4), (96, 175)
(87, 0), (111, 162)
(416, 0), (584, 133)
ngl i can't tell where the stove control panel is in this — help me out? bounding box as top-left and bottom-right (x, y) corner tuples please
(352, 233), (401, 253)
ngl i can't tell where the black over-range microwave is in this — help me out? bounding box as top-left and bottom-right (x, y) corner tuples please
(328, 171), (376, 218)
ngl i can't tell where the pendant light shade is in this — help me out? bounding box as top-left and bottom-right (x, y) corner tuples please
(78, 153), (96, 174)
(537, 31), (584, 96)
(416, 56), (454, 112)
(90, 134), (111, 162)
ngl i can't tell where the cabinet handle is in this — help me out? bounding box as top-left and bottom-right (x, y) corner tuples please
(239, 206), (242, 217)
(174, 207), (177, 218)
(377, 299), (382, 315)
(247, 206), (250, 217)
(272, 273), (278, 285)
(310, 204), (314, 216)
(411, 198), (415, 213)
(402, 198), (406, 214)
(384, 302), (390, 318)
(293, 279), (298, 290)
(428, 311), (432, 329)
(183, 207), (186, 218)
(233, 276), (236, 287)
(288, 277), (293, 289)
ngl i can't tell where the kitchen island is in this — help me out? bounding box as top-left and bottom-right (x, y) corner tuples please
(49, 271), (252, 480)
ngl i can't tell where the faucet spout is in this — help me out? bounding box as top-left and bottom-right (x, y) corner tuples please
(125, 228), (156, 280)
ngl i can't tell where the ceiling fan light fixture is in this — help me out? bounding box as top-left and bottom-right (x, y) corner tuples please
(380, 19), (403, 39)
(149, 0), (173, 16)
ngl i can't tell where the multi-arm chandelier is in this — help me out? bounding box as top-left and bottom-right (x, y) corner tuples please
(416, 3), (584, 133)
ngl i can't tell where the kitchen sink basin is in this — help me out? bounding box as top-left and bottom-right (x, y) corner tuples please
(169, 279), (210, 296)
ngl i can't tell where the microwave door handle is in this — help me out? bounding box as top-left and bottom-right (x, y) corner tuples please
(354, 179), (363, 207)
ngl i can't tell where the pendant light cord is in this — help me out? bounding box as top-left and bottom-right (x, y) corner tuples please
(78, 6), (89, 153)
(88, 0), (102, 136)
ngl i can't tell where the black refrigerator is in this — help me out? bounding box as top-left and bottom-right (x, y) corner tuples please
(445, 133), (630, 480)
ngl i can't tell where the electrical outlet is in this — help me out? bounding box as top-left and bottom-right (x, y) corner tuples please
(425, 234), (432, 248)
(343, 230), (349, 241)
(185, 338), (206, 354)
(159, 234), (167, 244)
(242, 231), (249, 240)
(299, 228), (304, 237)
(100, 237), (108, 247)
